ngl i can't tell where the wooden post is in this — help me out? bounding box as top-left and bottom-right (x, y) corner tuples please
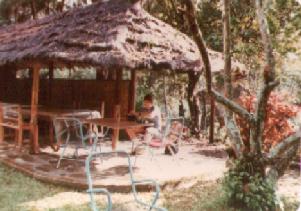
(16, 105), (23, 149)
(100, 101), (105, 118)
(0, 105), (3, 143)
(30, 65), (40, 154)
(0, 67), (4, 101)
(112, 105), (121, 150)
(48, 63), (54, 106)
(115, 69), (122, 105)
(209, 98), (215, 143)
(128, 70), (136, 112)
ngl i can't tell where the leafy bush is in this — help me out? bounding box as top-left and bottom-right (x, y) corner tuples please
(222, 154), (277, 211)
(236, 92), (298, 152)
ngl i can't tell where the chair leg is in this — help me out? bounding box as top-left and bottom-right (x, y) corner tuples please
(57, 143), (68, 168)
(90, 138), (104, 163)
(131, 139), (136, 154)
(91, 137), (98, 153)
(74, 147), (79, 158)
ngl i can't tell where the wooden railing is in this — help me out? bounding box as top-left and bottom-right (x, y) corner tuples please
(0, 103), (31, 149)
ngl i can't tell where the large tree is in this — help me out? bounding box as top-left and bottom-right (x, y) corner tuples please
(144, 0), (301, 140)
(184, 0), (300, 209)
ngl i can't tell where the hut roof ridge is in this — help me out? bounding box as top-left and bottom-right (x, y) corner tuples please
(0, 0), (203, 71)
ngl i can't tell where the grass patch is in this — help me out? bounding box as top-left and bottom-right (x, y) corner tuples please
(0, 163), (299, 211)
(0, 164), (67, 210)
(164, 180), (299, 211)
(164, 180), (234, 211)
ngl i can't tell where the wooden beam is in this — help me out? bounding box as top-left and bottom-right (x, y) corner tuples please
(100, 101), (105, 118)
(113, 71), (122, 148)
(0, 105), (3, 143)
(128, 70), (136, 112)
(112, 105), (121, 150)
(48, 63), (54, 106)
(115, 69), (122, 105)
(0, 67), (5, 101)
(30, 65), (40, 154)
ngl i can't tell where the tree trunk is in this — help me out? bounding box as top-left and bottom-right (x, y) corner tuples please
(30, 0), (37, 19)
(184, 0), (300, 181)
(45, 1), (50, 15)
(163, 74), (168, 116)
(185, 1), (214, 143)
(187, 72), (201, 135)
(200, 90), (207, 130)
(222, 0), (243, 155)
(251, 0), (279, 154)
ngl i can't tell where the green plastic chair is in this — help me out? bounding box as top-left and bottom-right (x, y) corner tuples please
(85, 151), (167, 211)
(53, 117), (101, 168)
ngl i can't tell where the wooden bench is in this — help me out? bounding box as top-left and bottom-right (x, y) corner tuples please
(0, 104), (31, 149)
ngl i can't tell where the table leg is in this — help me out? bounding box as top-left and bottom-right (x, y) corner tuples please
(49, 121), (59, 152)
(112, 128), (119, 150)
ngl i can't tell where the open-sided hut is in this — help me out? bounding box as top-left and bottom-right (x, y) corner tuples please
(0, 0), (204, 153)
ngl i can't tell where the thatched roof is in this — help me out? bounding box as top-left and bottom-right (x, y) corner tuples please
(0, 0), (202, 72)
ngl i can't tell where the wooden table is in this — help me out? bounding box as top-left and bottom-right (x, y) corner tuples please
(22, 107), (99, 151)
(84, 118), (152, 150)
(22, 108), (96, 118)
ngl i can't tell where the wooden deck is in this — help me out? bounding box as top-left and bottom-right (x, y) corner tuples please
(0, 140), (227, 192)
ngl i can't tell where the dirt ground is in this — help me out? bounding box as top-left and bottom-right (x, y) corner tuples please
(1, 140), (299, 211)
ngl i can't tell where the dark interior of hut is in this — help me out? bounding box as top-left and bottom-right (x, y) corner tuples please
(0, 67), (136, 118)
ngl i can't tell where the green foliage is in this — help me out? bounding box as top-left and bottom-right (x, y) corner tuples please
(222, 155), (277, 211)
(267, 0), (301, 55)
(136, 70), (188, 115)
(197, 0), (223, 51)
(0, 0), (90, 24)
(144, 0), (187, 32)
(0, 0), (45, 23)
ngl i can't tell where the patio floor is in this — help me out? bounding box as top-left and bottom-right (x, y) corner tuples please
(0, 139), (227, 192)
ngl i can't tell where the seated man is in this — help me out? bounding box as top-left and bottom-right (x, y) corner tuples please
(126, 94), (162, 143)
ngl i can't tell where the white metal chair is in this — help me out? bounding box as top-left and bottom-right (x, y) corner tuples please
(85, 151), (167, 211)
(53, 117), (103, 168)
(132, 117), (185, 164)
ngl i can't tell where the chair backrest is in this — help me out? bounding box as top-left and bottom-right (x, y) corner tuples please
(53, 117), (85, 146)
(1, 104), (23, 127)
(85, 151), (166, 211)
(162, 117), (185, 145)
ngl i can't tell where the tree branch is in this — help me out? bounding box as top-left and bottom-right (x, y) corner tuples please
(225, 117), (244, 157)
(266, 143), (300, 184)
(220, 0), (243, 157)
(251, 80), (280, 153)
(184, 0), (212, 93)
(255, 0), (275, 81)
(268, 130), (301, 160)
(212, 90), (256, 124)
(252, 0), (277, 154)
(223, 0), (232, 101)
(266, 130), (300, 184)
(184, 0), (215, 143)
